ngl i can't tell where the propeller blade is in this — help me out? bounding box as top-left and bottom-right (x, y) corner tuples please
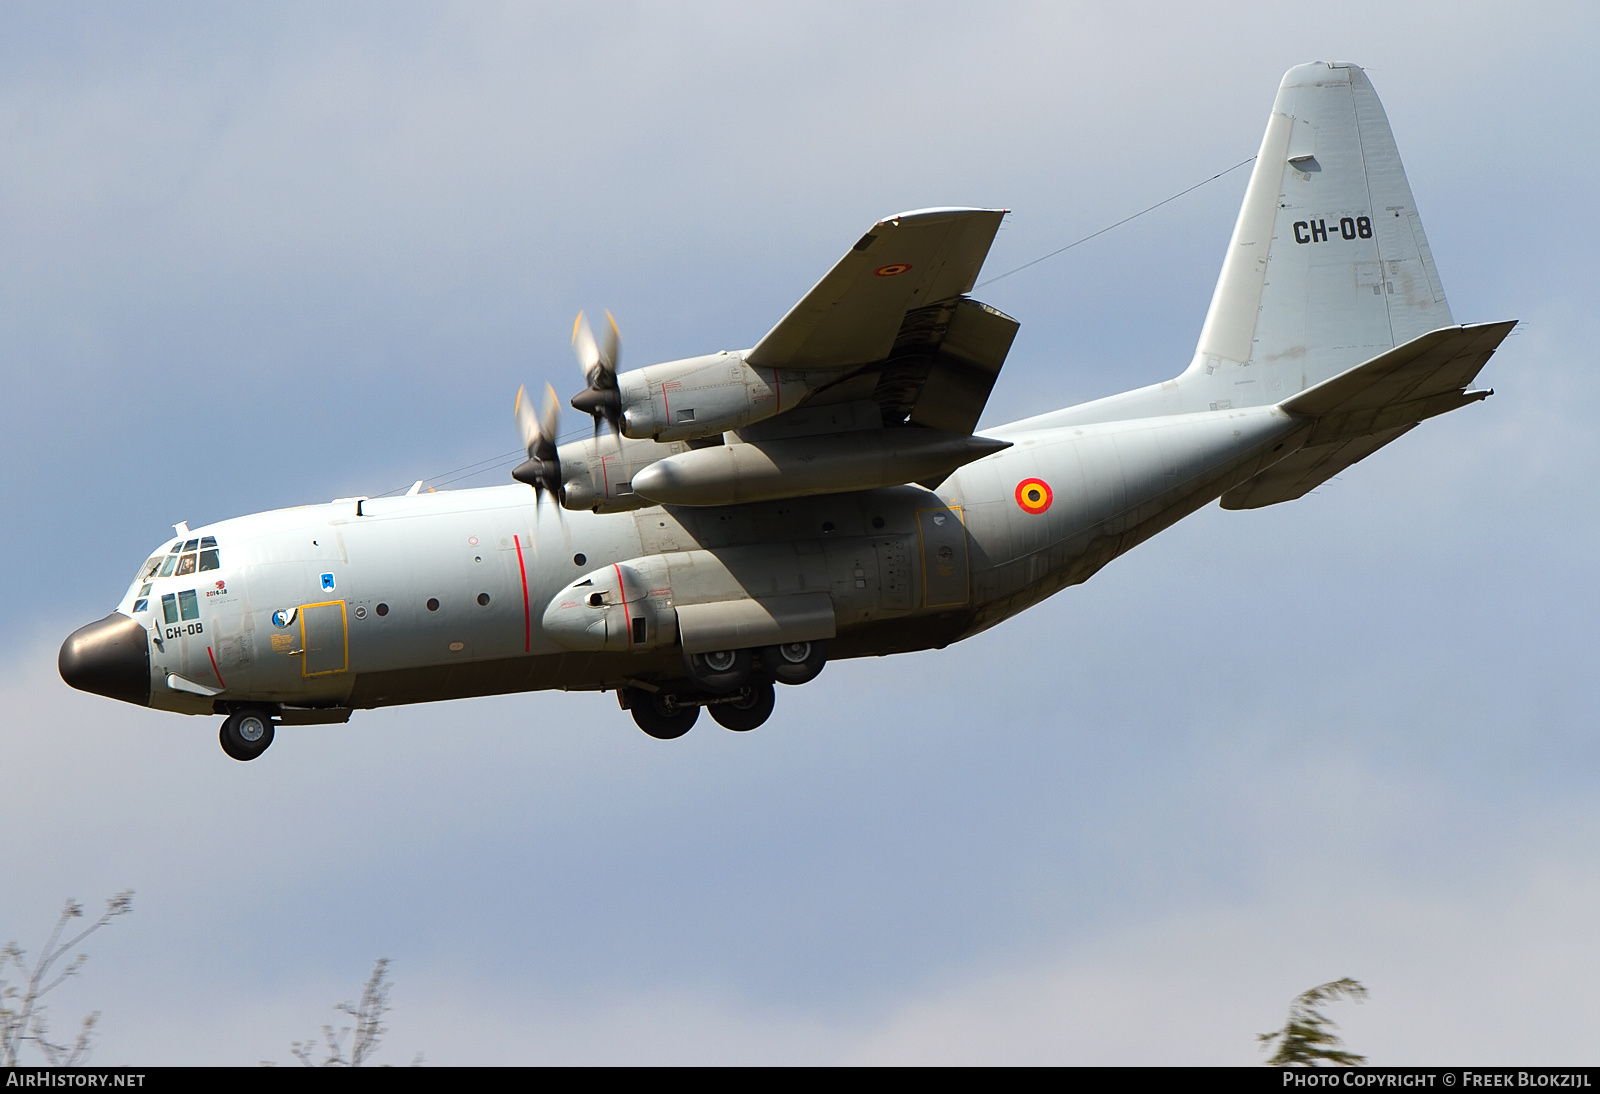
(537, 383), (561, 460)
(572, 311), (600, 383)
(599, 311), (620, 377)
(571, 310), (623, 441)
(511, 383), (562, 497)
(514, 385), (541, 458)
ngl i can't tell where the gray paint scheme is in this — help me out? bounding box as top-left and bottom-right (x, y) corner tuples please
(64, 62), (1514, 732)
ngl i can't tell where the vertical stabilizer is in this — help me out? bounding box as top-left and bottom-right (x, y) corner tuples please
(1190, 62), (1453, 408)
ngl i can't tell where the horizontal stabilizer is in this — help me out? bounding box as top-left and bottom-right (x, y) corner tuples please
(1280, 320), (1515, 429)
(1221, 320), (1514, 509)
(748, 208), (1005, 371)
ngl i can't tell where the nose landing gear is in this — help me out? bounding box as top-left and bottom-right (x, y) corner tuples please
(219, 707), (276, 761)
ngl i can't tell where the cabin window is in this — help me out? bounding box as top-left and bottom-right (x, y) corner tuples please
(132, 599), (149, 614)
(158, 555), (179, 577)
(141, 556), (165, 580)
(175, 553), (197, 576)
(178, 590), (199, 621)
(198, 549), (220, 572)
(161, 593), (178, 625)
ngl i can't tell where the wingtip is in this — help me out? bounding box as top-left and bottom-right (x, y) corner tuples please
(879, 207), (1008, 228)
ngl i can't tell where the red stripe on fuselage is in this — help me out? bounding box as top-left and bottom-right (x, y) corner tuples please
(514, 534), (531, 653)
(614, 562), (631, 649)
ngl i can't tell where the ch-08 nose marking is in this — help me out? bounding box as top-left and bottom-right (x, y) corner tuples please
(1293, 216), (1373, 244)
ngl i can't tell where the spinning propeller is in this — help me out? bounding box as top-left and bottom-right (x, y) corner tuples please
(512, 382), (563, 506)
(569, 310), (622, 439)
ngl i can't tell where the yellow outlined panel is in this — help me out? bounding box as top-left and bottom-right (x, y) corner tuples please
(299, 600), (349, 676)
(914, 505), (968, 609)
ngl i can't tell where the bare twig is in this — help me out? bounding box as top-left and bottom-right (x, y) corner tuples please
(292, 959), (393, 1067)
(0, 892), (134, 1067)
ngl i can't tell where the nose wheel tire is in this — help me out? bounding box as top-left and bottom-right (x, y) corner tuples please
(710, 678), (776, 732)
(219, 708), (276, 761)
(627, 690), (700, 740)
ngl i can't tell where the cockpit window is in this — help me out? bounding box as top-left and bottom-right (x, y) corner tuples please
(147, 536), (221, 580)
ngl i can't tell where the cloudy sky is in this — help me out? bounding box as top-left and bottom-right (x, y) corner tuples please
(3, 0), (1597, 1065)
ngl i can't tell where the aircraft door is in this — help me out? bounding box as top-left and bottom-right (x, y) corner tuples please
(300, 601), (348, 676)
(915, 506), (969, 609)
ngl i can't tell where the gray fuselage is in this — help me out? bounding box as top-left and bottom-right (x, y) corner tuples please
(97, 403), (1299, 720)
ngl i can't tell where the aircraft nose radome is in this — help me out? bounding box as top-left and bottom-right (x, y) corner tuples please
(59, 613), (151, 707)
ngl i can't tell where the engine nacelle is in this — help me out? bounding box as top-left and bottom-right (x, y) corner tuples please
(541, 562), (676, 653)
(557, 434), (690, 514)
(616, 352), (821, 442)
(541, 552), (839, 656)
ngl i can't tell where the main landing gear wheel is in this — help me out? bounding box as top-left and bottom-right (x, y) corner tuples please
(219, 707), (276, 761)
(758, 640), (827, 685)
(683, 648), (753, 693)
(627, 689), (700, 740)
(710, 678), (775, 732)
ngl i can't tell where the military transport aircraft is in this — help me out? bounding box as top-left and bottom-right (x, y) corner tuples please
(61, 62), (1514, 759)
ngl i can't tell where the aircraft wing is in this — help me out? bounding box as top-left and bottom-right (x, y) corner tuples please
(1221, 321), (1515, 509)
(747, 208), (1007, 372)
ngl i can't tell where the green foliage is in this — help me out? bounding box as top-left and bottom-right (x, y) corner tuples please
(1258, 978), (1368, 1067)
